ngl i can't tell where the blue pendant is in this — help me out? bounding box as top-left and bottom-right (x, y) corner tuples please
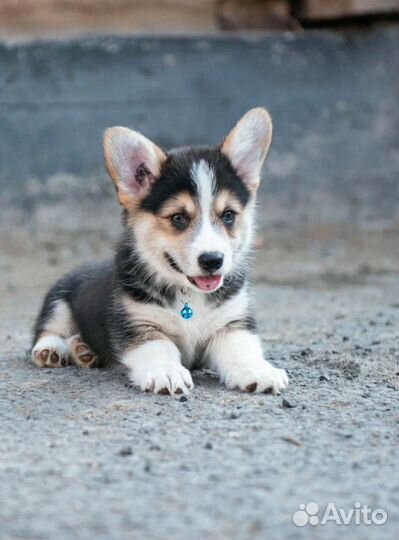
(180, 303), (194, 320)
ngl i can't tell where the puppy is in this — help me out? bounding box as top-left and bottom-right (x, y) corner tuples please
(32, 108), (288, 396)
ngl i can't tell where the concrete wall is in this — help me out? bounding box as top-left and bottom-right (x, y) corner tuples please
(0, 28), (397, 228)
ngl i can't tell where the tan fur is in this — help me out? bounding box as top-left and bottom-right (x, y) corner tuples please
(158, 192), (199, 219)
(213, 189), (245, 238)
(131, 210), (196, 267)
(213, 190), (244, 216)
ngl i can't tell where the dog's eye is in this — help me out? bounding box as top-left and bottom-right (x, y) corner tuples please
(171, 213), (189, 230)
(221, 209), (236, 227)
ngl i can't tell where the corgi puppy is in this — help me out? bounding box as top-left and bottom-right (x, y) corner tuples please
(32, 108), (288, 396)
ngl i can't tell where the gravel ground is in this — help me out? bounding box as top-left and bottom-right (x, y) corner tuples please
(0, 225), (398, 540)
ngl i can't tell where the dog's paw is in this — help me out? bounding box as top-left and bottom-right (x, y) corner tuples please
(32, 335), (70, 368)
(70, 335), (98, 368)
(130, 363), (194, 395)
(225, 362), (289, 394)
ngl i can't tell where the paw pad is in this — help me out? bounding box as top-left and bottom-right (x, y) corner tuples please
(50, 351), (60, 363)
(70, 337), (98, 368)
(246, 382), (258, 393)
(33, 344), (68, 368)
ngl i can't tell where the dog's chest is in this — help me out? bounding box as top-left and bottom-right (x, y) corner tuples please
(123, 289), (248, 367)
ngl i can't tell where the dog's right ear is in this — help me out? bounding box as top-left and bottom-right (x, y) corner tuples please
(103, 127), (166, 208)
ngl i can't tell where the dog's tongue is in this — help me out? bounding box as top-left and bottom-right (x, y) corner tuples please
(192, 275), (222, 291)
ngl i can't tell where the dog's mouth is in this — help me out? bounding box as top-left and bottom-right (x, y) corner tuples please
(164, 253), (223, 292)
(187, 275), (223, 292)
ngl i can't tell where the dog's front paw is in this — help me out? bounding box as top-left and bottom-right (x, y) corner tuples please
(130, 363), (194, 395)
(225, 362), (289, 394)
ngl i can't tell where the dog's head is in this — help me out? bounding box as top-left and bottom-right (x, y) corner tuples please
(104, 108), (272, 293)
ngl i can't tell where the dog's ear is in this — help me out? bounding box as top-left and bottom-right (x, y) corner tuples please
(103, 127), (166, 208)
(221, 108), (272, 191)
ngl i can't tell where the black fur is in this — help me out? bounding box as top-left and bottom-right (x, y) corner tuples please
(141, 147), (249, 214)
(116, 230), (175, 306)
(226, 315), (257, 333)
(164, 252), (184, 274)
(140, 151), (198, 214)
(33, 262), (115, 365)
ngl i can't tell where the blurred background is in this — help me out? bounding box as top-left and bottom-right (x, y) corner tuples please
(0, 3), (398, 540)
(0, 1), (397, 288)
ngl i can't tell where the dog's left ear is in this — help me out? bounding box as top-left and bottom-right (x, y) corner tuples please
(103, 127), (166, 208)
(221, 108), (272, 191)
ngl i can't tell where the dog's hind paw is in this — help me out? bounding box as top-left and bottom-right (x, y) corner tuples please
(32, 335), (70, 368)
(69, 335), (98, 368)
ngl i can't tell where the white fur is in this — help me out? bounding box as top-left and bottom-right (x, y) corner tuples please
(207, 329), (289, 394)
(123, 287), (250, 368)
(122, 339), (193, 394)
(189, 160), (232, 276)
(41, 300), (75, 336)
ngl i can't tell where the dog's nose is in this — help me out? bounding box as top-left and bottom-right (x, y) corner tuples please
(198, 251), (224, 273)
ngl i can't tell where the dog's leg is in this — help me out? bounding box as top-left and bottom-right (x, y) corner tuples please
(207, 329), (288, 394)
(122, 339), (193, 395)
(32, 299), (75, 368)
(69, 334), (98, 368)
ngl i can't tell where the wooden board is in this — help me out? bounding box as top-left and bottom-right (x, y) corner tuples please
(217, 0), (295, 30)
(297, 0), (399, 20)
(0, 0), (218, 35)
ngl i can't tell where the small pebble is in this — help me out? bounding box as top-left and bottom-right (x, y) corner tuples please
(149, 444), (161, 451)
(319, 374), (330, 382)
(229, 412), (239, 419)
(179, 395), (188, 402)
(205, 442), (213, 449)
(119, 446), (133, 457)
(282, 398), (297, 409)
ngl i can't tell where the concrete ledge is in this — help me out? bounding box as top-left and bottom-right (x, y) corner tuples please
(0, 28), (398, 228)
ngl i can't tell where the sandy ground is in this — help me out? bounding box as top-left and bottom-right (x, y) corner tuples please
(0, 220), (398, 540)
